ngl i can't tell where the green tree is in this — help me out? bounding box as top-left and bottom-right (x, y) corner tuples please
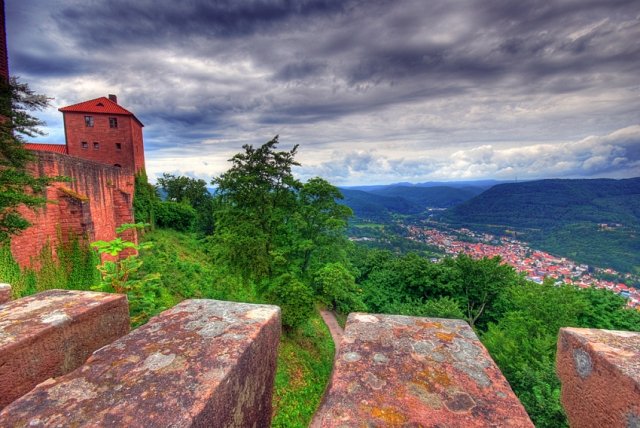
(482, 279), (640, 427)
(157, 173), (214, 234)
(154, 200), (197, 232)
(295, 178), (353, 275)
(0, 77), (56, 241)
(265, 272), (314, 329)
(313, 262), (365, 313)
(445, 254), (521, 329)
(211, 136), (300, 280)
(91, 223), (161, 325)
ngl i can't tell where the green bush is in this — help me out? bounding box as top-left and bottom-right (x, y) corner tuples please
(154, 201), (197, 232)
(265, 273), (315, 329)
(313, 262), (365, 314)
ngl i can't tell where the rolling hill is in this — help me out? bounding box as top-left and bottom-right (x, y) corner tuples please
(339, 184), (485, 221)
(443, 177), (640, 273)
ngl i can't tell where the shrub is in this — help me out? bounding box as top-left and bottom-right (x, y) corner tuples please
(154, 201), (197, 232)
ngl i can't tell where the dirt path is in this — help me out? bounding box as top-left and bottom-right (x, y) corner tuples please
(319, 309), (343, 352)
(310, 309), (344, 428)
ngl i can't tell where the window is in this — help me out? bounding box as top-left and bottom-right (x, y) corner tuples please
(81, 141), (88, 149)
(109, 117), (118, 128)
(116, 143), (122, 150)
(93, 142), (99, 150)
(84, 116), (94, 127)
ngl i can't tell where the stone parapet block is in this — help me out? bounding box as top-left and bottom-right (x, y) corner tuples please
(0, 289), (129, 409)
(0, 284), (10, 305)
(313, 313), (533, 427)
(0, 299), (281, 427)
(557, 327), (640, 428)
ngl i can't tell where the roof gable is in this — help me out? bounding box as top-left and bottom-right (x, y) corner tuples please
(58, 97), (143, 126)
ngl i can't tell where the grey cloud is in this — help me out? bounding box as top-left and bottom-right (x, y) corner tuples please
(6, 0), (640, 185)
(55, 0), (349, 46)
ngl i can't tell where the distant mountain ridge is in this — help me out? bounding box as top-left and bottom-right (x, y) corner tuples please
(339, 184), (486, 221)
(445, 177), (640, 228)
(443, 177), (640, 273)
(344, 179), (506, 192)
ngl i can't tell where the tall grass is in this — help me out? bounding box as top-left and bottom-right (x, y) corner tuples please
(0, 237), (99, 298)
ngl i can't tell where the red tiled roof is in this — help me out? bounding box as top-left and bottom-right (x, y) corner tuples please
(23, 143), (68, 154)
(58, 97), (143, 126)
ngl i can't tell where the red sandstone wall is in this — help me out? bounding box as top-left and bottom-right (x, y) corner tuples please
(64, 112), (138, 172)
(0, 0), (8, 82)
(11, 152), (135, 267)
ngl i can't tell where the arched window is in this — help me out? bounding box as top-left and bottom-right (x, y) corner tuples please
(114, 164), (122, 168)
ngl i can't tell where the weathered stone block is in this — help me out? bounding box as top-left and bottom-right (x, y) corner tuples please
(0, 299), (281, 427)
(313, 313), (532, 427)
(557, 327), (640, 428)
(0, 289), (129, 409)
(0, 284), (10, 305)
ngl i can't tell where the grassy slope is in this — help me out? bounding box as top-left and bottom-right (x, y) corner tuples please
(272, 313), (335, 427)
(136, 229), (334, 426)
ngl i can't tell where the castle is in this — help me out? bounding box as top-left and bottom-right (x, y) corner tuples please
(10, 95), (145, 267)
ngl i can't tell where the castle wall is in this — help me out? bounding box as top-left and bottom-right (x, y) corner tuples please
(10, 151), (135, 267)
(0, 0), (8, 82)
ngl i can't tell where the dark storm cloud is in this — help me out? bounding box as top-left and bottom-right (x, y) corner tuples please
(10, 51), (87, 77)
(6, 0), (640, 184)
(55, 0), (349, 45)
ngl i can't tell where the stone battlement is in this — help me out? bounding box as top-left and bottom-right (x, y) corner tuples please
(1, 290), (638, 427)
(0, 299), (281, 427)
(557, 327), (640, 427)
(0, 289), (129, 409)
(313, 313), (533, 427)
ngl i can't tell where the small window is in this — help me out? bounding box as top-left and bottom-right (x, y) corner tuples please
(109, 117), (118, 128)
(116, 143), (122, 150)
(84, 116), (94, 127)
(81, 141), (88, 149)
(93, 142), (99, 150)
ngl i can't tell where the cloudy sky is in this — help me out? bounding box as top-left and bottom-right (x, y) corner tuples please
(6, 0), (640, 185)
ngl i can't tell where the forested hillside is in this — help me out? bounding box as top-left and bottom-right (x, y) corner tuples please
(340, 184), (483, 221)
(446, 178), (640, 228)
(443, 178), (640, 273)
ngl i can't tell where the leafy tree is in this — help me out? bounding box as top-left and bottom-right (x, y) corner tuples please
(483, 279), (640, 427)
(212, 136), (300, 280)
(154, 201), (197, 232)
(265, 273), (314, 329)
(444, 254), (521, 329)
(158, 173), (210, 206)
(313, 262), (365, 313)
(295, 178), (353, 275)
(157, 173), (214, 234)
(0, 77), (57, 241)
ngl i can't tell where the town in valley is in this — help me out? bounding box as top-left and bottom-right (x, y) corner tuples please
(397, 223), (640, 309)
